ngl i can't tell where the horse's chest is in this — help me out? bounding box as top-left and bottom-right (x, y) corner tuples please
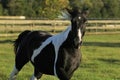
(64, 51), (80, 73)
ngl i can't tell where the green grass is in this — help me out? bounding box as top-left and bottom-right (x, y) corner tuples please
(80, 34), (120, 80)
(0, 34), (120, 80)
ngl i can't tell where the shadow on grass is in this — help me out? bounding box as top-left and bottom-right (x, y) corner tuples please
(98, 58), (120, 65)
(0, 39), (120, 48)
(0, 40), (14, 44)
(83, 42), (120, 47)
(80, 63), (98, 68)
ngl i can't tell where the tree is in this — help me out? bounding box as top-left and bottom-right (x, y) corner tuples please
(1, 0), (9, 9)
(37, 0), (69, 19)
(0, 4), (3, 15)
(1, 0), (9, 15)
(101, 0), (120, 18)
(0, 0), (120, 19)
(8, 0), (25, 16)
(90, 0), (104, 18)
(24, 0), (36, 17)
(69, 0), (82, 8)
(69, 0), (92, 13)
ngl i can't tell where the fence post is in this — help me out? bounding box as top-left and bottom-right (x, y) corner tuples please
(52, 23), (56, 33)
(95, 23), (98, 34)
(114, 23), (116, 31)
(4, 23), (8, 37)
(11, 24), (14, 33)
(104, 23), (107, 32)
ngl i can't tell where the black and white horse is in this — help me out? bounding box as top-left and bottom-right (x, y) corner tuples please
(9, 8), (88, 80)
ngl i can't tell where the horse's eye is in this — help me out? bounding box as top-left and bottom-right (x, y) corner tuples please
(84, 19), (87, 23)
(78, 16), (81, 20)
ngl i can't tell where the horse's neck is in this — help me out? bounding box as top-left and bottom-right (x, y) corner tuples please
(50, 26), (71, 47)
(63, 26), (81, 48)
(52, 25), (80, 48)
(54, 26), (71, 39)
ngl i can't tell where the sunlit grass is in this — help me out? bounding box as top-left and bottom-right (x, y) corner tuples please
(0, 34), (120, 80)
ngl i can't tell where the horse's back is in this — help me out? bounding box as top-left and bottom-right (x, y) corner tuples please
(18, 30), (52, 58)
(27, 31), (52, 48)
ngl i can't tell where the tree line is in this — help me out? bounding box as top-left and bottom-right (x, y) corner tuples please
(0, 0), (120, 19)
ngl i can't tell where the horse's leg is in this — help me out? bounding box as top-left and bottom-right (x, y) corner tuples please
(9, 51), (29, 80)
(9, 66), (19, 80)
(56, 68), (70, 80)
(30, 73), (42, 80)
(30, 75), (38, 80)
(30, 68), (43, 80)
(35, 72), (43, 80)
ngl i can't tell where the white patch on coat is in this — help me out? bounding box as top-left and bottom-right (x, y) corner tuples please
(9, 66), (19, 80)
(30, 75), (38, 80)
(31, 26), (71, 77)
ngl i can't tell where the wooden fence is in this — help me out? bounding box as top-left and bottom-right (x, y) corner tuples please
(0, 19), (120, 36)
(87, 20), (120, 34)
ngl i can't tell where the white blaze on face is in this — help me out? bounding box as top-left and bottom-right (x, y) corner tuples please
(77, 16), (82, 42)
(78, 29), (82, 43)
(74, 28), (82, 47)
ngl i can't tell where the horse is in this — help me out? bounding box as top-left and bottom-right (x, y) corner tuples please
(9, 8), (88, 80)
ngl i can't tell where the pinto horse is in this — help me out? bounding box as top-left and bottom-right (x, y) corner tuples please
(9, 8), (88, 80)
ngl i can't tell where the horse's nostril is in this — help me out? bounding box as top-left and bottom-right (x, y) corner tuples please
(80, 41), (82, 45)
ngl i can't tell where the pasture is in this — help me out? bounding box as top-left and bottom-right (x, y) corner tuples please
(0, 33), (120, 80)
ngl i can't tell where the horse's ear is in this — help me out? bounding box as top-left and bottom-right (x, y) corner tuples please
(65, 8), (73, 15)
(81, 8), (89, 18)
(66, 7), (80, 17)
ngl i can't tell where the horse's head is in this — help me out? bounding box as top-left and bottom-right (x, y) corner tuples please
(66, 7), (89, 47)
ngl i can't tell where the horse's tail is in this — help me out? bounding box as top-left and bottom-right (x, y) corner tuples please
(14, 30), (31, 55)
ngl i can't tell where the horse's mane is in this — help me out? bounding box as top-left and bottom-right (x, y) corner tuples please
(58, 11), (71, 20)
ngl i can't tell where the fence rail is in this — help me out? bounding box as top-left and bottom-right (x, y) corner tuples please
(0, 19), (120, 27)
(0, 19), (120, 24)
(0, 19), (120, 37)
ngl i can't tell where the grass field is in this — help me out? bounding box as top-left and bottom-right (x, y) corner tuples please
(0, 34), (120, 80)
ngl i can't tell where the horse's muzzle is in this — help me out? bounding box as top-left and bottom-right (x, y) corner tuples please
(79, 41), (82, 45)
